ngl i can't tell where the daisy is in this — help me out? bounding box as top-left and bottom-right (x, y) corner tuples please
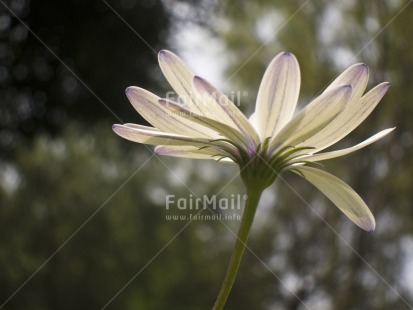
(113, 50), (393, 309)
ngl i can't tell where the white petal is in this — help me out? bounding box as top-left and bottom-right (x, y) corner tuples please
(123, 123), (160, 130)
(125, 87), (218, 138)
(270, 85), (352, 151)
(248, 112), (259, 131)
(112, 124), (212, 147)
(192, 76), (260, 146)
(295, 166), (376, 231)
(255, 52), (301, 139)
(323, 63), (369, 101)
(158, 99), (250, 148)
(155, 145), (231, 161)
(307, 82), (390, 151)
(158, 50), (216, 116)
(302, 128), (395, 162)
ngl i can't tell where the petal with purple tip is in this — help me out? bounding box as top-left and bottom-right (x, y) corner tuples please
(112, 124), (212, 147)
(270, 85), (352, 151)
(158, 50), (217, 116)
(323, 63), (369, 101)
(125, 86), (218, 138)
(255, 52), (301, 139)
(304, 82), (390, 151)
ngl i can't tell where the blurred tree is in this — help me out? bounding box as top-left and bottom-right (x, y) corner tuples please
(0, 0), (170, 156)
(0, 124), (247, 309)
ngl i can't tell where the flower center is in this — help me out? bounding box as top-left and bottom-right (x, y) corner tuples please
(238, 140), (315, 190)
(206, 137), (314, 189)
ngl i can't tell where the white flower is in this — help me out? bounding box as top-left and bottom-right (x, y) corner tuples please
(113, 50), (394, 231)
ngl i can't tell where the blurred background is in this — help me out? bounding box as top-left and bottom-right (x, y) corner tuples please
(1, 0), (412, 309)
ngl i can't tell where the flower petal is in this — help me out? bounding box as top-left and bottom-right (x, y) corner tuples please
(307, 82), (390, 152)
(158, 50), (215, 116)
(302, 128), (395, 162)
(125, 86), (218, 138)
(192, 76), (260, 146)
(112, 124), (212, 147)
(294, 166), (376, 231)
(270, 85), (352, 151)
(323, 63), (369, 101)
(255, 52), (301, 139)
(155, 145), (231, 161)
(158, 99), (250, 149)
(248, 112), (258, 131)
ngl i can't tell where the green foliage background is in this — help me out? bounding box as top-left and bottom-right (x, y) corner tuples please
(1, 0), (413, 309)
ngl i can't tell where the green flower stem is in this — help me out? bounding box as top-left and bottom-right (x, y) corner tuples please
(212, 185), (265, 310)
